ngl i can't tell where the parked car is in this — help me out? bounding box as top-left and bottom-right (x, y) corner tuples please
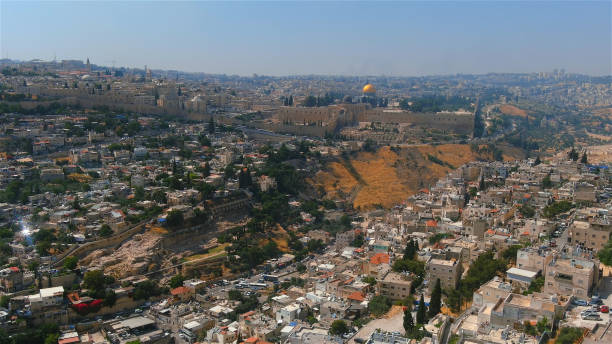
(582, 313), (601, 321)
(589, 297), (603, 305)
(573, 299), (588, 306)
(600, 305), (609, 313)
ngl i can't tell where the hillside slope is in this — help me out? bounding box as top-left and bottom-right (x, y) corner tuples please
(310, 144), (523, 210)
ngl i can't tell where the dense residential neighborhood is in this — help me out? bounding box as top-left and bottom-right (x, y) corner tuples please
(0, 32), (611, 344)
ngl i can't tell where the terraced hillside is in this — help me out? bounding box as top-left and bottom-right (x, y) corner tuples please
(310, 144), (523, 210)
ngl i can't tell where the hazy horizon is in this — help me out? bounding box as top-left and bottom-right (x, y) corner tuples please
(1, 1), (611, 77)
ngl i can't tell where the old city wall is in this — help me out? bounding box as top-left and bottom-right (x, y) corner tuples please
(277, 106), (339, 123)
(159, 223), (214, 249)
(260, 123), (332, 137)
(6, 92), (211, 119)
(271, 104), (473, 136)
(359, 109), (475, 134)
(53, 221), (149, 267)
(181, 255), (226, 277)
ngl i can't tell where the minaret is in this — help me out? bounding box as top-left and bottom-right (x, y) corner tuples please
(145, 65), (152, 82)
(86, 58), (91, 72)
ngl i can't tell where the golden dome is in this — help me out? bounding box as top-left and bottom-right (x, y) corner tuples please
(362, 84), (376, 94)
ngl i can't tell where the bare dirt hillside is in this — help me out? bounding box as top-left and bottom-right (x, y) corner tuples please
(498, 104), (528, 118)
(311, 144), (523, 210)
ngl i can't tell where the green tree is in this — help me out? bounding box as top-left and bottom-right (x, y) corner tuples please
(28, 261), (40, 275)
(501, 245), (522, 265)
(404, 239), (418, 260)
(428, 279), (442, 318)
(134, 186), (145, 200)
(416, 294), (427, 324)
(166, 210), (184, 228)
(581, 152), (588, 164)
(208, 116), (215, 133)
(63, 256), (78, 271)
(0, 295), (9, 308)
(238, 168), (253, 188)
(368, 295), (392, 316)
(152, 189), (167, 204)
(519, 204), (536, 218)
(133, 280), (163, 300)
(72, 195), (81, 210)
(228, 289), (243, 301)
(479, 175), (486, 190)
(536, 316), (549, 334)
(99, 224), (113, 237)
(534, 156), (541, 166)
(568, 147), (579, 161)
(83, 270), (106, 291)
(403, 308), (415, 336)
(446, 288), (462, 313)
(303, 95), (317, 107)
(363, 276), (377, 287)
(169, 274), (185, 289)
(44, 333), (60, 344)
(262, 241), (280, 259)
(351, 233), (364, 247)
(198, 134), (211, 147)
(329, 320), (349, 336)
(543, 200), (574, 218)
(363, 138), (376, 152)
(103, 289), (117, 307)
(555, 327), (583, 344)
(524, 321), (537, 336)
(598, 237), (612, 266)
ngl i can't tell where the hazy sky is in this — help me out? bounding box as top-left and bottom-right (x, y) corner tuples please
(1, 1), (610, 76)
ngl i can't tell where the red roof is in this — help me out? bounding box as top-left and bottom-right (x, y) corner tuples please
(347, 291), (365, 302)
(58, 338), (80, 344)
(370, 253), (390, 265)
(170, 286), (190, 295)
(426, 220), (438, 227)
(9, 266), (19, 272)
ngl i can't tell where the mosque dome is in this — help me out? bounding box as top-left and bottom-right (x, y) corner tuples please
(362, 84), (376, 94)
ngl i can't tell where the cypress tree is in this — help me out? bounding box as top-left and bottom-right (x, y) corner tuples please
(534, 156), (541, 166)
(417, 294), (427, 324)
(404, 239), (418, 260)
(428, 278), (442, 318)
(403, 308), (414, 336)
(568, 147), (578, 161)
(208, 116), (215, 134)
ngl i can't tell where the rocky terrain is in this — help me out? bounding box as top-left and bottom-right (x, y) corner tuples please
(311, 144), (524, 210)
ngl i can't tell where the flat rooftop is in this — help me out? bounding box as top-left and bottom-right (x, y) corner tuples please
(429, 258), (456, 266)
(112, 316), (155, 331)
(507, 268), (538, 279)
